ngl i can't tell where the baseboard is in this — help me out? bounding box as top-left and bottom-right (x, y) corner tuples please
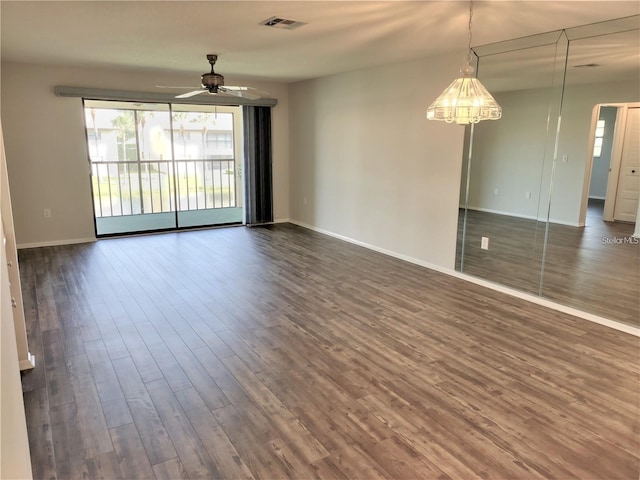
(273, 218), (290, 224)
(19, 352), (35, 371)
(466, 206), (582, 228)
(288, 219), (455, 275)
(288, 219), (639, 337)
(467, 206), (538, 220)
(450, 272), (639, 337)
(17, 237), (96, 250)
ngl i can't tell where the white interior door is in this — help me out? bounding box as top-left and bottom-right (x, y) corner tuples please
(613, 107), (640, 223)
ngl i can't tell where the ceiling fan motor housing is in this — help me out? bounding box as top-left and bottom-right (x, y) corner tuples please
(201, 72), (225, 93)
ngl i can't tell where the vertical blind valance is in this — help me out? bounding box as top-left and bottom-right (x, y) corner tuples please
(55, 86), (278, 108)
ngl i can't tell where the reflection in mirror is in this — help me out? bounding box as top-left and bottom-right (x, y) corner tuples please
(456, 34), (569, 294)
(457, 16), (639, 327)
(544, 25), (640, 325)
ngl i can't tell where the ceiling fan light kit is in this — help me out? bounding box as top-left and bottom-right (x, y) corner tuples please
(201, 54), (224, 93)
(427, 0), (502, 125)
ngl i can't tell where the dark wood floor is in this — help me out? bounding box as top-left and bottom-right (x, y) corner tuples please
(456, 200), (640, 326)
(20, 224), (639, 479)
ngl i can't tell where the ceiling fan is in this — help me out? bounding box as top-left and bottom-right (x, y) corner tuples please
(164, 54), (266, 100)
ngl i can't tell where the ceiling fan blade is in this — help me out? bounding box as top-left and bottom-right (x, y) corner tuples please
(223, 86), (251, 91)
(225, 86), (271, 96)
(175, 90), (205, 99)
(155, 85), (200, 89)
(219, 86), (262, 100)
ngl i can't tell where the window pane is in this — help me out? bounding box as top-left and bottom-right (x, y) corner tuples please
(137, 111), (172, 161)
(172, 111), (234, 160)
(85, 108), (137, 162)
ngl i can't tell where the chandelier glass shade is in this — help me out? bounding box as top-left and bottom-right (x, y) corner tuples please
(426, 0), (502, 125)
(426, 64), (502, 124)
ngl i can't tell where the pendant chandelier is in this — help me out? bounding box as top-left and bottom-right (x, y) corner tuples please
(426, 0), (502, 125)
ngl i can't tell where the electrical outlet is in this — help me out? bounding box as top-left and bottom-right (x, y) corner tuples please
(526, 191), (532, 199)
(494, 188), (499, 196)
(303, 196), (308, 205)
(481, 236), (489, 250)
(43, 208), (52, 218)
(562, 154), (568, 163)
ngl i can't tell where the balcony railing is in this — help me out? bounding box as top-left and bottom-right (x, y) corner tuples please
(91, 158), (238, 218)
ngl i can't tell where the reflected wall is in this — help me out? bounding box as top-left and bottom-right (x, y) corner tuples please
(457, 16), (640, 326)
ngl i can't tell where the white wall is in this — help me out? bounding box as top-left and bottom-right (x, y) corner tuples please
(556, 81), (639, 225)
(289, 53), (465, 269)
(0, 62), (290, 247)
(465, 87), (553, 220)
(466, 79), (639, 226)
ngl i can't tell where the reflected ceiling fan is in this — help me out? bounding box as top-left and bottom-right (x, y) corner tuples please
(161, 54), (267, 100)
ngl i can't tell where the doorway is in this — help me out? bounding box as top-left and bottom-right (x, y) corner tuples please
(583, 102), (640, 226)
(84, 100), (244, 236)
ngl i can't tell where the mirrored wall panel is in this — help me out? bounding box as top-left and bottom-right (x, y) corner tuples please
(457, 16), (640, 326)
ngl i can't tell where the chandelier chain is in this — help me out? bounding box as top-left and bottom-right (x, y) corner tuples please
(467, 0), (474, 64)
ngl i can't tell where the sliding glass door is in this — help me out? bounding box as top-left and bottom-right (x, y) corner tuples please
(84, 100), (243, 236)
(171, 104), (244, 228)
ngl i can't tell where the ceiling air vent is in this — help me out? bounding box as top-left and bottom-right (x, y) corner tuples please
(572, 63), (601, 68)
(259, 16), (307, 30)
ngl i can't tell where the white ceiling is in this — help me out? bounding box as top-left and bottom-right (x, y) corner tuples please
(1, 1), (639, 84)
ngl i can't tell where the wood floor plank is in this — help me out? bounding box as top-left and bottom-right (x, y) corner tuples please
(101, 396), (134, 430)
(173, 303), (236, 358)
(41, 329), (75, 408)
(111, 356), (177, 466)
(149, 318), (229, 410)
(192, 346), (253, 405)
(330, 443), (390, 480)
(84, 451), (125, 480)
(85, 339), (128, 404)
(59, 325), (87, 359)
(19, 224), (640, 479)
(222, 355), (330, 463)
(216, 328), (267, 374)
(132, 320), (193, 393)
(67, 353), (114, 458)
(370, 435), (448, 479)
(110, 423), (156, 480)
(146, 378), (222, 479)
(212, 405), (293, 480)
(309, 456), (351, 480)
(37, 275), (61, 332)
(89, 304), (130, 360)
(49, 402), (90, 479)
(152, 457), (189, 480)
(22, 388), (57, 480)
(175, 387), (256, 480)
(114, 322), (164, 384)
